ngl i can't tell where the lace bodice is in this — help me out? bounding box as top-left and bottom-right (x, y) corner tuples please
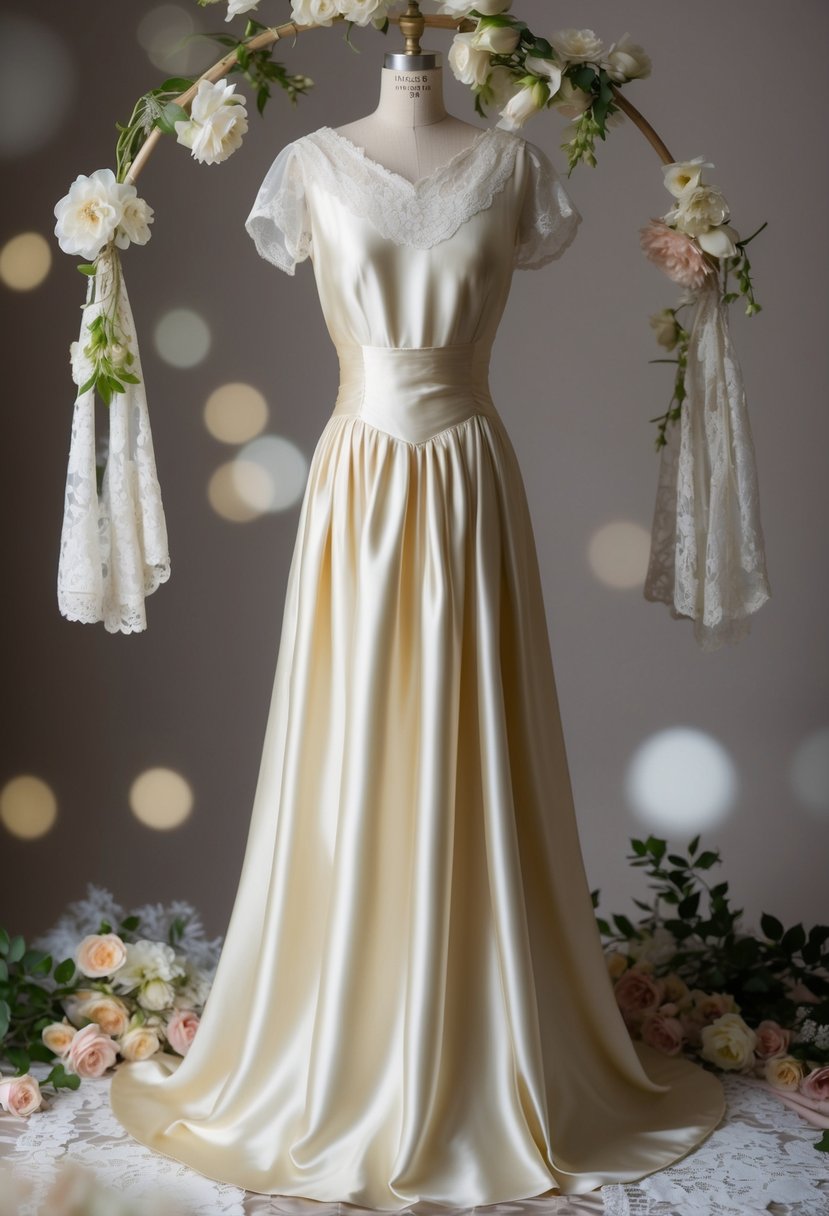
(244, 123), (581, 352)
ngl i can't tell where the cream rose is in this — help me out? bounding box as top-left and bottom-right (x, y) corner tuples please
(523, 54), (562, 97)
(693, 991), (739, 1023)
(753, 1019), (791, 1060)
(0, 1074), (42, 1117)
(290, 0), (339, 24)
(605, 950), (629, 980)
(119, 1025), (162, 1062)
(174, 78), (249, 166)
(79, 996), (131, 1038)
(603, 33), (651, 83)
(641, 1011), (684, 1056)
(63, 987), (105, 1027)
(764, 1054), (807, 1091)
(471, 22), (520, 56)
(496, 79), (548, 132)
(700, 1012), (757, 1071)
(166, 1010), (201, 1056)
(550, 28), (604, 64)
(663, 973), (691, 1005)
(448, 33), (492, 87)
(75, 933), (128, 979)
(66, 1023), (119, 1078)
(42, 1020), (78, 1056)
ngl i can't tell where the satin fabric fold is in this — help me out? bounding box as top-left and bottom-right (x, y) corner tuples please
(110, 130), (725, 1207)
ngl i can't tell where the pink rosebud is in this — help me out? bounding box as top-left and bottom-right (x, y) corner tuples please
(65, 1022), (118, 1078)
(0, 1073), (43, 1117)
(754, 1019), (791, 1060)
(166, 1009), (200, 1056)
(639, 218), (714, 289)
(613, 964), (665, 1026)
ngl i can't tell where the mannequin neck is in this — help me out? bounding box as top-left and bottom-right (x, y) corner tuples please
(372, 66), (447, 127)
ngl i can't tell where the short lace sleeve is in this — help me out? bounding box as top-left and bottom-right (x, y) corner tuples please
(514, 139), (581, 270)
(244, 140), (312, 275)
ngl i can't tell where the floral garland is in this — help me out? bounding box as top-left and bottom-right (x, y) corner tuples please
(52, 1), (770, 646)
(2, 839), (827, 1159)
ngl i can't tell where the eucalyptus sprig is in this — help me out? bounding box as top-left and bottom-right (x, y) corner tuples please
(204, 17), (314, 115)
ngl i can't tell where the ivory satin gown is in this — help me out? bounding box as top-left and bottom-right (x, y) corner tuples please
(108, 124), (725, 1208)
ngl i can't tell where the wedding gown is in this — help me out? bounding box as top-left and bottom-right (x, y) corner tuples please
(108, 123), (726, 1208)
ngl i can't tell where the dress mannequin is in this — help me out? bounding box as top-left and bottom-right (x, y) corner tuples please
(335, 59), (482, 183)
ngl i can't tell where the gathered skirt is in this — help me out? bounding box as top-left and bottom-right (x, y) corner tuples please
(109, 390), (725, 1209)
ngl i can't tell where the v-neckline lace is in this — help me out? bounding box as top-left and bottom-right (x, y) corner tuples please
(316, 124), (496, 192)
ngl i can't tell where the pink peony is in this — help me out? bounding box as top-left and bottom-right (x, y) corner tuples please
(754, 1019), (791, 1060)
(639, 218), (713, 289)
(641, 1010), (685, 1055)
(800, 1065), (829, 1101)
(166, 1009), (200, 1056)
(65, 1022), (118, 1078)
(613, 964), (665, 1026)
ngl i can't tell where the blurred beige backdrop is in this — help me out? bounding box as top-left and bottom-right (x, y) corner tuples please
(1, 0), (827, 940)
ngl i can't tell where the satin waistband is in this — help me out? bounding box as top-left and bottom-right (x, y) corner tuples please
(332, 342), (499, 446)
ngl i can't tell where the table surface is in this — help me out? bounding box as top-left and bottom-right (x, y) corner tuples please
(0, 1063), (826, 1216)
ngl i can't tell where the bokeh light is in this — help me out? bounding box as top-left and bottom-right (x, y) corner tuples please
(0, 232), (52, 291)
(204, 382), (269, 444)
(0, 775), (58, 839)
(129, 767), (193, 830)
(154, 307), (211, 368)
(0, 15), (75, 157)
(790, 726), (829, 818)
(136, 5), (212, 75)
(208, 460), (273, 522)
(235, 435), (308, 512)
(625, 727), (738, 833)
(588, 520), (651, 590)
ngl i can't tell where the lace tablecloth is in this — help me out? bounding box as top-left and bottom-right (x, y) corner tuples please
(0, 1063), (825, 1216)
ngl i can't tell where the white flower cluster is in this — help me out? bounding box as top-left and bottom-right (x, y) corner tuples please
(446, 17), (650, 133)
(289, 0), (397, 26)
(173, 77), (249, 165)
(662, 157), (740, 258)
(53, 169), (154, 262)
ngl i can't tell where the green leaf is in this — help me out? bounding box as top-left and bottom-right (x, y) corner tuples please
(54, 957), (76, 984)
(22, 949), (52, 975)
(569, 65), (596, 92)
(118, 371), (141, 385)
(612, 914), (636, 938)
(667, 854), (689, 868)
(596, 917), (611, 936)
(761, 912), (784, 941)
(0, 998), (10, 1038)
(781, 923), (807, 953)
(688, 834), (700, 855)
(7, 935), (25, 965)
(76, 262), (97, 276)
(677, 892), (701, 918)
(155, 101), (190, 136)
(159, 76), (195, 93)
(696, 851), (719, 869)
(630, 838), (647, 857)
(815, 1129), (829, 1153)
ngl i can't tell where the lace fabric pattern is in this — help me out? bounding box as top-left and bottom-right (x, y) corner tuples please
(57, 245), (170, 634)
(244, 125), (581, 274)
(0, 1065), (824, 1216)
(643, 278), (771, 649)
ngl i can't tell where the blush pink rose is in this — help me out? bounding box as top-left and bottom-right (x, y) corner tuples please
(0, 1073), (43, 1116)
(754, 1019), (791, 1060)
(65, 1022), (118, 1078)
(639, 218), (714, 289)
(613, 964), (665, 1026)
(166, 1010), (200, 1056)
(641, 1011), (685, 1056)
(801, 1065), (829, 1101)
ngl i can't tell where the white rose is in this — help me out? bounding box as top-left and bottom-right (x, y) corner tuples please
(174, 78), (248, 165)
(696, 223), (740, 258)
(225, 0), (259, 18)
(138, 978), (176, 1011)
(470, 22), (520, 55)
(551, 77), (592, 118)
(669, 184), (730, 235)
(53, 168), (124, 261)
(118, 1025), (161, 1061)
(114, 194), (154, 250)
(291, 0), (339, 24)
(439, 0), (511, 14)
(550, 28), (604, 64)
(663, 156), (714, 199)
(603, 32), (651, 83)
(448, 32), (492, 87)
(524, 54), (562, 97)
(337, 0), (388, 24)
(700, 1012), (757, 1071)
(496, 79), (548, 131)
(110, 939), (186, 994)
